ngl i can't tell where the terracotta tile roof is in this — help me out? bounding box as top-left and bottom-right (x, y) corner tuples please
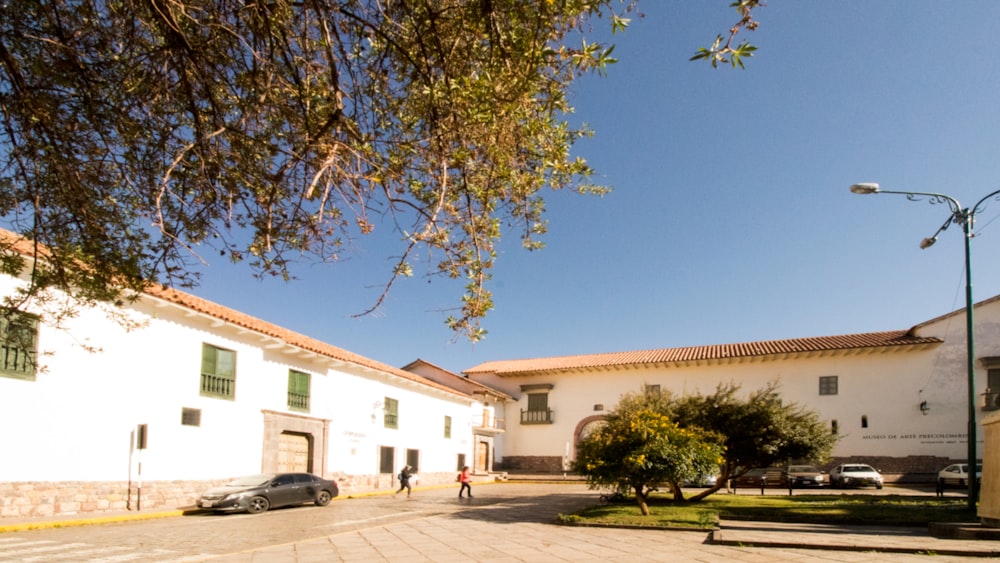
(401, 358), (512, 399)
(0, 229), (470, 400)
(143, 286), (471, 399)
(463, 331), (943, 376)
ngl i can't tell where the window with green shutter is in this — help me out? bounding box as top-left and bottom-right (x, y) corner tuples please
(287, 370), (310, 411)
(1, 312), (38, 380)
(384, 397), (398, 429)
(444, 415), (452, 438)
(200, 343), (236, 399)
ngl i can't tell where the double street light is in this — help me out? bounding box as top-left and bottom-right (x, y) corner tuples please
(850, 182), (1000, 511)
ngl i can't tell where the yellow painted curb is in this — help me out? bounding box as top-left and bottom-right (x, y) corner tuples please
(0, 510), (183, 533)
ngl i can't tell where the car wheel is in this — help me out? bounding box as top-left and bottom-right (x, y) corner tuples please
(315, 490), (332, 506)
(247, 496), (270, 514)
(959, 479), (966, 488)
(876, 484), (883, 490)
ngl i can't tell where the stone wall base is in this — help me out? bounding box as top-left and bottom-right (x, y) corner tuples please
(0, 471), (466, 520)
(496, 456), (564, 473)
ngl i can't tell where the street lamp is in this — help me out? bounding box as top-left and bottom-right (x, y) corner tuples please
(850, 182), (1000, 511)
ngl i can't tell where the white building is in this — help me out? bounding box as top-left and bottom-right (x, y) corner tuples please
(402, 359), (511, 475)
(465, 297), (1000, 482)
(6, 222), (1000, 518)
(0, 233), (485, 519)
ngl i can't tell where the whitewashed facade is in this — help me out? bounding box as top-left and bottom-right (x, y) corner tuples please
(0, 250), (479, 518)
(465, 297), (1000, 481)
(402, 359), (510, 475)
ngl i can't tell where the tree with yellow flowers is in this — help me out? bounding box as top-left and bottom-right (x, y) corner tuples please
(574, 389), (723, 515)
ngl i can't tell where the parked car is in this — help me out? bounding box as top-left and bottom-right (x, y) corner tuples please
(198, 472), (339, 514)
(729, 467), (772, 488)
(784, 464), (826, 488)
(829, 463), (883, 489)
(937, 463), (982, 488)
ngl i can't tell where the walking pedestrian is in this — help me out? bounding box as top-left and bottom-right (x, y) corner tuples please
(458, 465), (473, 498)
(395, 465), (413, 498)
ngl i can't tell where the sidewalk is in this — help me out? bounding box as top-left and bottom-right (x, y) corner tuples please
(714, 520), (1000, 557)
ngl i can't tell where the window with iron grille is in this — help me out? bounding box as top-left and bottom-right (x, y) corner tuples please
(1, 312), (37, 381)
(200, 343), (236, 399)
(379, 446), (394, 473)
(819, 375), (838, 396)
(287, 370), (310, 412)
(522, 392), (553, 424)
(384, 397), (398, 429)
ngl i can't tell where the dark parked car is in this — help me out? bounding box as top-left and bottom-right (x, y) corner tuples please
(784, 464), (826, 488)
(198, 472), (338, 514)
(729, 467), (776, 489)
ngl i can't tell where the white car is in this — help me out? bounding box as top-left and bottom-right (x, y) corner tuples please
(829, 463), (883, 489)
(937, 463), (982, 488)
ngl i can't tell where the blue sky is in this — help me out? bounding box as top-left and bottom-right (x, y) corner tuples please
(194, 1), (1000, 375)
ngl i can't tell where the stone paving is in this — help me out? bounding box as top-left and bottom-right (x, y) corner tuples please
(2, 482), (1000, 562)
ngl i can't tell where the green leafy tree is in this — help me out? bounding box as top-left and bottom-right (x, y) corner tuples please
(670, 381), (838, 502)
(0, 1), (761, 340)
(575, 389), (723, 515)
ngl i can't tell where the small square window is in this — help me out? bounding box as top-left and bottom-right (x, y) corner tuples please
(819, 375), (838, 396)
(181, 408), (202, 427)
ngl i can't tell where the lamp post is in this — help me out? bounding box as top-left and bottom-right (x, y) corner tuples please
(850, 182), (1000, 511)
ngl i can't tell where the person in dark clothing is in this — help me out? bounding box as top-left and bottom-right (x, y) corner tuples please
(395, 465), (413, 498)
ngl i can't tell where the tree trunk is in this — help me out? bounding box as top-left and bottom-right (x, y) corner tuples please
(634, 485), (650, 516)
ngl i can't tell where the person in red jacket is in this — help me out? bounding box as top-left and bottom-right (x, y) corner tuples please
(458, 466), (473, 498)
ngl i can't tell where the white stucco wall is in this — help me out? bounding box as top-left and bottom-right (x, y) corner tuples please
(0, 273), (475, 484)
(474, 297), (1000, 465)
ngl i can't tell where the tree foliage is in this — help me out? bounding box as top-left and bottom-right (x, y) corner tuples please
(575, 381), (836, 509)
(0, 1), (761, 340)
(690, 0), (761, 68)
(574, 389), (723, 515)
(670, 381), (838, 502)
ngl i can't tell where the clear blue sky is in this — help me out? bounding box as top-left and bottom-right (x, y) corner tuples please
(194, 1), (1000, 375)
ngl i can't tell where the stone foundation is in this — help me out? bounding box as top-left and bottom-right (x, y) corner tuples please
(0, 471), (467, 520)
(495, 456), (564, 473)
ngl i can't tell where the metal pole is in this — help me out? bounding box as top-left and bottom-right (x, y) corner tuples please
(963, 216), (978, 511)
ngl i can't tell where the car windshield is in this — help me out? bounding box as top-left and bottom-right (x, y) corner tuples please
(789, 466), (820, 473)
(226, 474), (274, 487)
(843, 466), (873, 473)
